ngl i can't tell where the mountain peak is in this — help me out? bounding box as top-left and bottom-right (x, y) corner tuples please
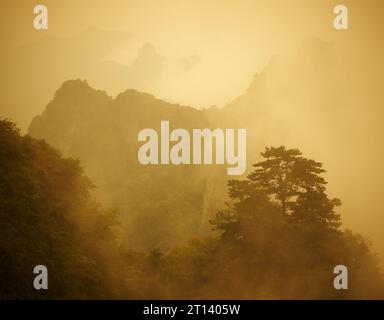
(54, 79), (110, 102)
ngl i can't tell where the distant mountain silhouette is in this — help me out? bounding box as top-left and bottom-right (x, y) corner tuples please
(0, 29), (199, 131)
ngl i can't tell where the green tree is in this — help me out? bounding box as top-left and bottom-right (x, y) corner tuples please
(247, 146), (340, 227)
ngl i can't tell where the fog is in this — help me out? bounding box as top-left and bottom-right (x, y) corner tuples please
(1, 0), (384, 277)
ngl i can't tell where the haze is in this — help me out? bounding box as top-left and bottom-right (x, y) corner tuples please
(1, 0), (384, 267)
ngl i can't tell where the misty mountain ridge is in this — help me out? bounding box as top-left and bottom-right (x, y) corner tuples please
(29, 39), (384, 259)
(30, 78), (223, 251)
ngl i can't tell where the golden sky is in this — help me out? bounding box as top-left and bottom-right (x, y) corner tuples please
(1, 0), (383, 108)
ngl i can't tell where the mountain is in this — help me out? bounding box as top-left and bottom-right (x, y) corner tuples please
(29, 38), (384, 260)
(0, 28), (199, 131)
(29, 79), (227, 250)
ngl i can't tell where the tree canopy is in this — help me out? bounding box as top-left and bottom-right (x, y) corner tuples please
(0, 118), (122, 298)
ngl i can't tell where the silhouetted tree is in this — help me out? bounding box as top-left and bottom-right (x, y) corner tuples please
(233, 146), (340, 227)
(204, 146), (384, 299)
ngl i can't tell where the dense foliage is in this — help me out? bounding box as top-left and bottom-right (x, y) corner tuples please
(1, 119), (383, 299)
(0, 119), (122, 298)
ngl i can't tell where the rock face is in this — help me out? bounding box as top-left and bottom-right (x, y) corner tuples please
(29, 79), (227, 250)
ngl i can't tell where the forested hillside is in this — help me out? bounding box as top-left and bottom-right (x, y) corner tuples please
(1, 118), (383, 298)
(0, 119), (123, 298)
